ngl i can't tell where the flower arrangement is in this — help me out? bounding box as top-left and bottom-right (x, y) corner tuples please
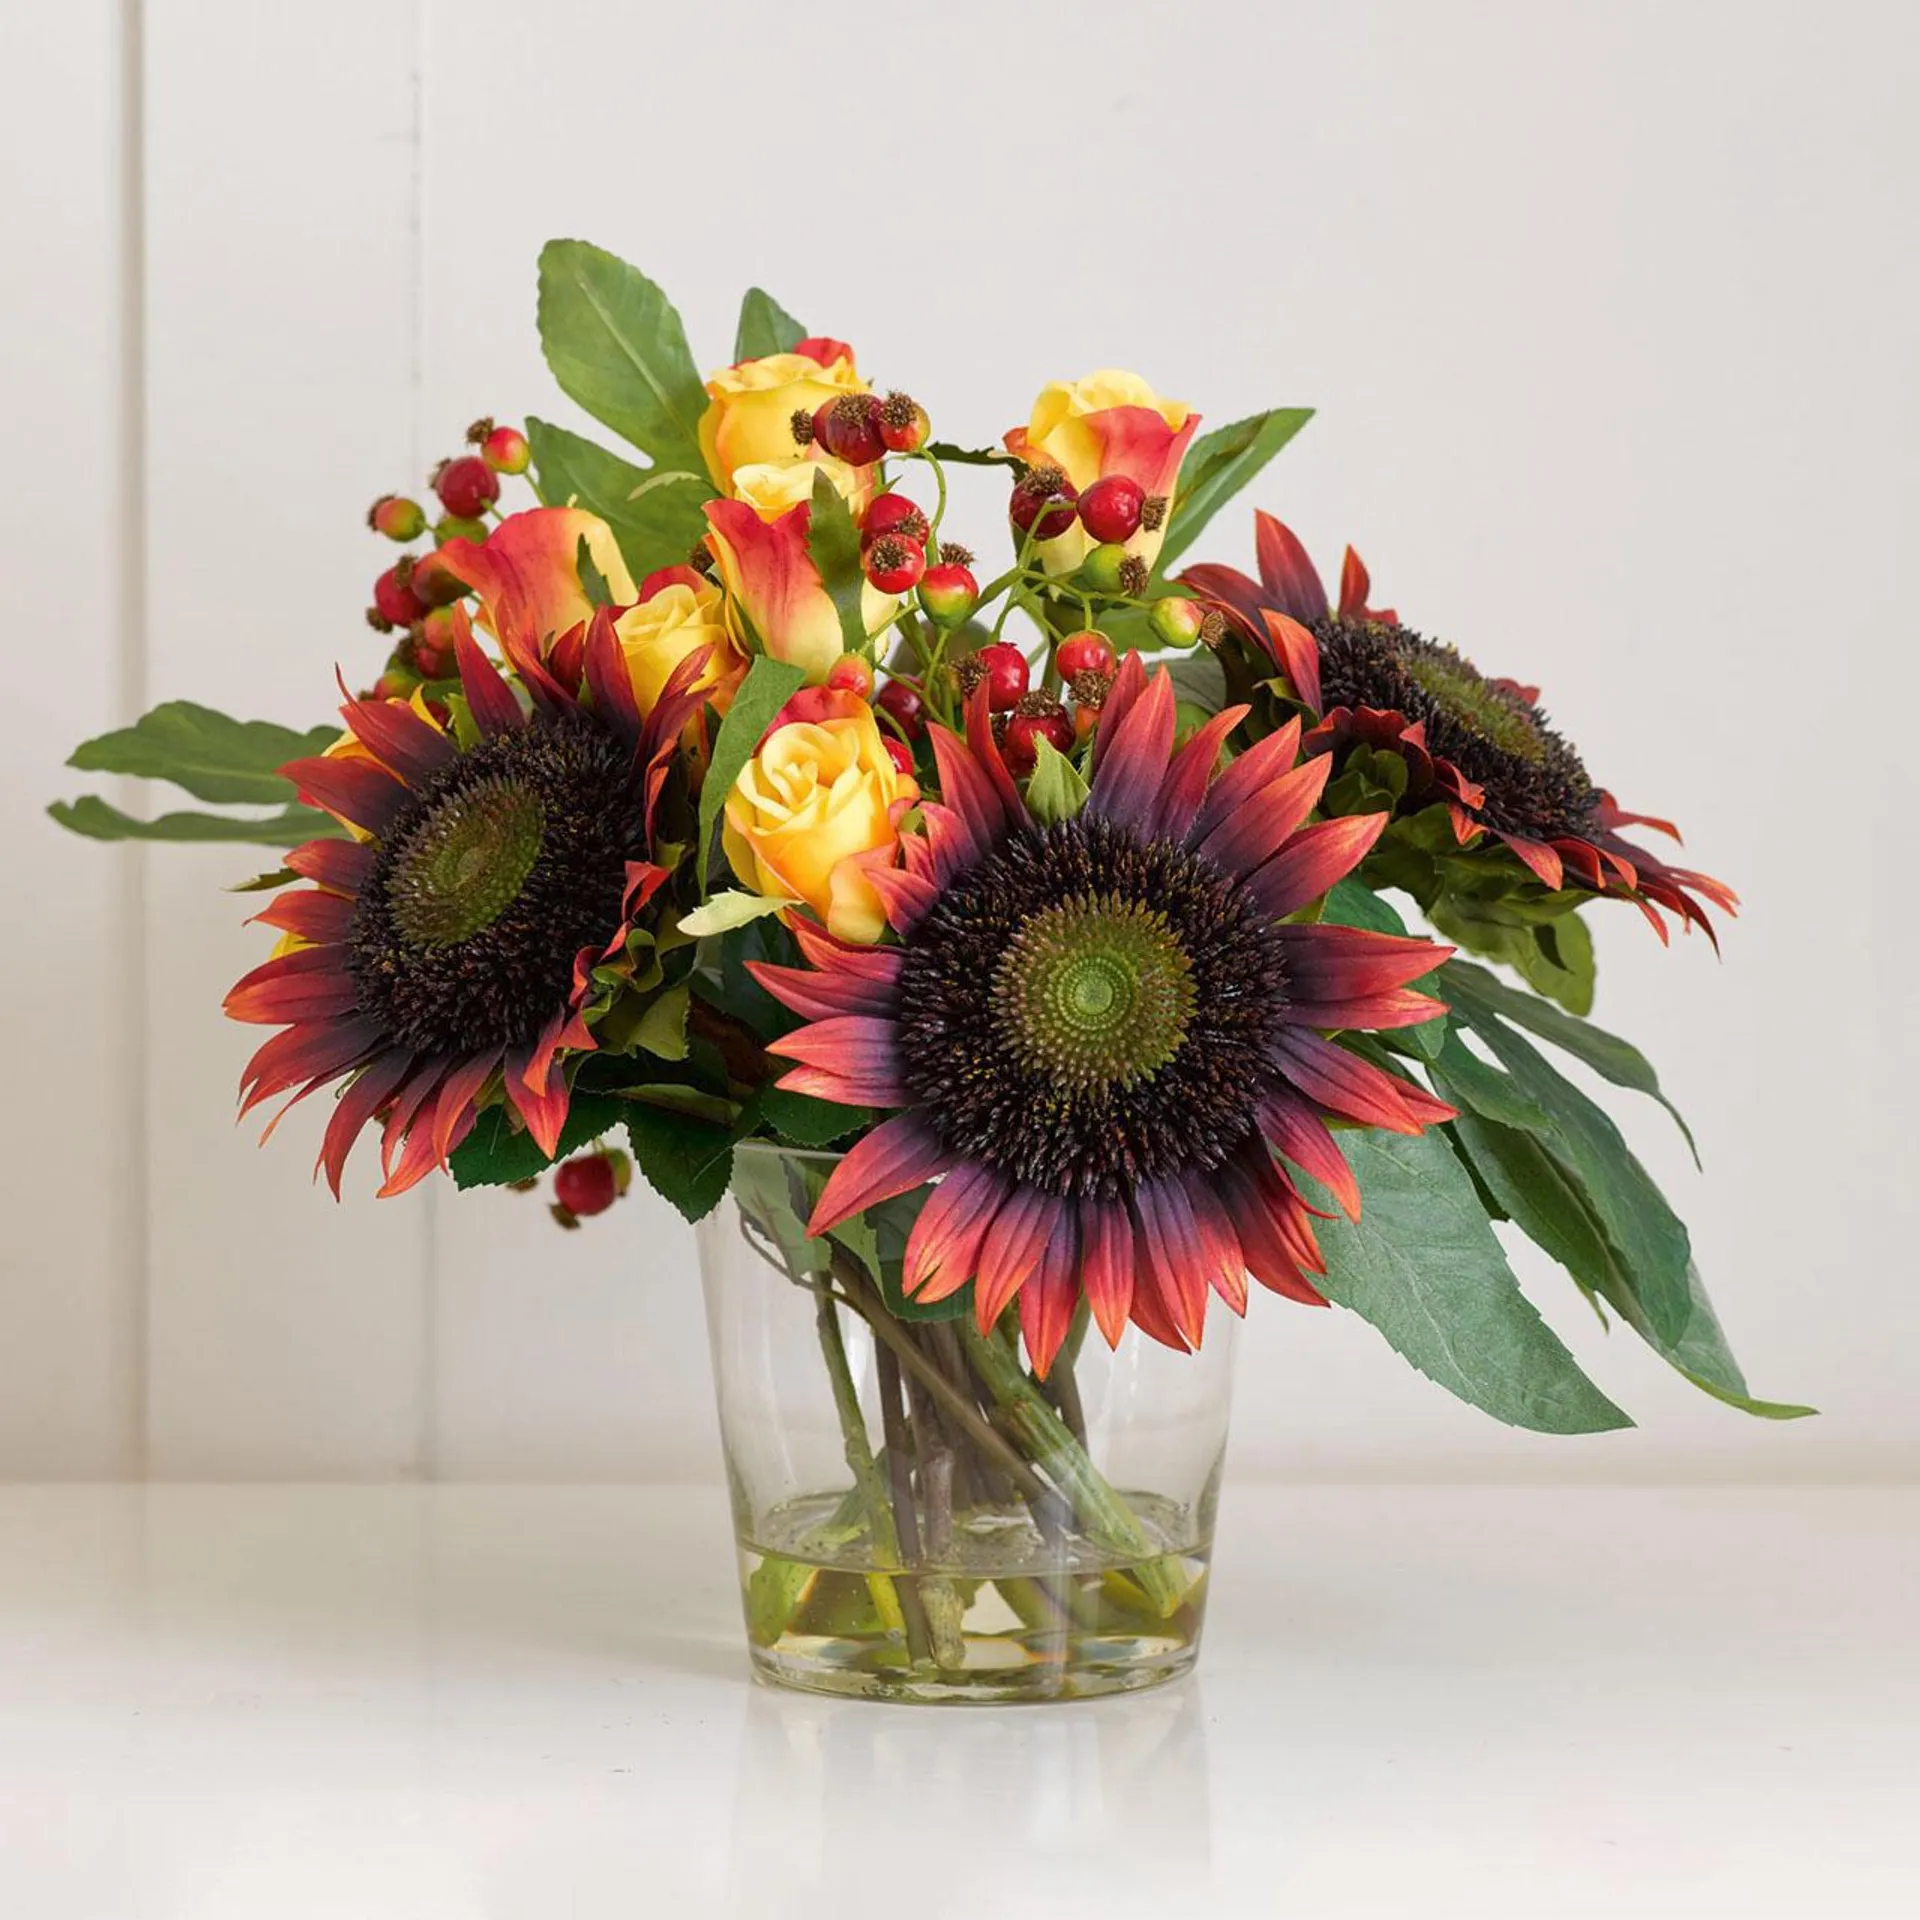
(52, 239), (1806, 1696)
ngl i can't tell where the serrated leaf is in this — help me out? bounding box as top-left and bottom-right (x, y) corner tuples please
(48, 797), (343, 847)
(1315, 1129), (1632, 1434)
(66, 702), (340, 807)
(1023, 735), (1090, 824)
(1446, 1111), (1812, 1420)
(449, 1092), (626, 1189)
(625, 1103), (737, 1223)
(760, 1085), (871, 1147)
(527, 417), (713, 582)
(696, 655), (807, 893)
(1440, 959), (1698, 1162)
(733, 287), (806, 362)
(1158, 408), (1314, 572)
(536, 239), (708, 472)
(679, 890), (795, 938)
(805, 467), (869, 653)
(1436, 1005), (1693, 1346)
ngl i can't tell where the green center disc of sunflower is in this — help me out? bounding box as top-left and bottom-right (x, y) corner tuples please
(1398, 647), (1545, 762)
(386, 775), (546, 948)
(994, 892), (1196, 1092)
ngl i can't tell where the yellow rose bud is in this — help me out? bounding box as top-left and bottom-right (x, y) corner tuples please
(722, 694), (918, 945)
(613, 570), (746, 716)
(698, 343), (867, 495)
(1004, 370), (1200, 576)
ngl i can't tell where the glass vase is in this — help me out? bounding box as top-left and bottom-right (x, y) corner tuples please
(695, 1141), (1238, 1705)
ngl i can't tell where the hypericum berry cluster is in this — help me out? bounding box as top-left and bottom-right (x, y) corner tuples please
(1007, 466), (1169, 559)
(794, 388), (930, 465)
(362, 413), (530, 693)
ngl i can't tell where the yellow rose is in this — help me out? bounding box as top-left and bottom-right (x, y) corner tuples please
(698, 339), (867, 494)
(1005, 370), (1200, 575)
(614, 567), (746, 716)
(722, 694), (918, 945)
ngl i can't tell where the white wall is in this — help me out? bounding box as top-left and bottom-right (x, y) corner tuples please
(4, 0), (1916, 1483)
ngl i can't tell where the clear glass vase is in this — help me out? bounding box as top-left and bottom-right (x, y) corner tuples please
(696, 1141), (1239, 1705)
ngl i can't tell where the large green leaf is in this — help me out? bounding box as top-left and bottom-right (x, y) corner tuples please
(733, 287), (805, 362)
(1440, 958), (1697, 1161)
(1429, 892), (1594, 1014)
(1157, 407), (1314, 572)
(1315, 1129), (1632, 1433)
(64, 702), (339, 806)
(1433, 1012), (1692, 1346)
(449, 1092), (627, 1189)
(1447, 1112), (1812, 1420)
(536, 240), (708, 472)
(759, 1085), (871, 1147)
(526, 417), (714, 581)
(47, 796), (342, 847)
(695, 655), (807, 892)
(805, 467), (870, 653)
(625, 1102), (737, 1223)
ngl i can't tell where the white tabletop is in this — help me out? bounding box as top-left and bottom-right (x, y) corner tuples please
(0, 1484), (1912, 1918)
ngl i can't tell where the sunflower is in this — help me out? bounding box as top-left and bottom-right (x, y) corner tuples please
(224, 608), (708, 1196)
(1180, 513), (1736, 940)
(747, 655), (1455, 1373)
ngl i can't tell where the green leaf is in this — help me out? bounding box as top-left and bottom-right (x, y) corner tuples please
(1314, 1129), (1633, 1434)
(868, 1189), (972, 1323)
(1165, 648), (1227, 713)
(924, 441), (1013, 469)
(536, 239), (708, 472)
(1448, 1113), (1813, 1420)
(1429, 893), (1595, 1014)
(526, 417), (713, 582)
(449, 1093), (626, 1189)
(576, 533), (616, 609)
(65, 702), (339, 807)
(47, 796), (343, 847)
(805, 467), (869, 653)
(1023, 735), (1090, 824)
(1440, 959), (1698, 1162)
(1157, 408), (1314, 572)
(1431, 1032), (1552, 1132)
(696, 655), (807, 893)
(1434, 1010), (1693, 1346)
(760, 1085), (871, 1147)
(679, 890), (795, 938)
(632, 981), (690, 1060)
(733, 287), (805, 362)
(625, 1103), (737, 1223)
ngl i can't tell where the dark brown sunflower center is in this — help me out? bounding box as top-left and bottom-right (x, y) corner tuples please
(893, 815), (1291, 1199)
(347, 719), (647, 1056)
(1312, 616), (1596, 843)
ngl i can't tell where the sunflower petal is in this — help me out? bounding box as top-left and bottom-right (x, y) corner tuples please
(285, 837), (374, 894)
(454, 619), (527, 735)
(972, 1188), (1059, 1330)
(1258, 1086), (1361, 1219)
(1017, 1220), (1081, 1378)
(1186, 716), (1302, 849)
(1134, 1179), (1210, 1348)
(1241, 811), (1386, 917)
(1145, 705), (1247, 842)
(1079, 1199), (1136, 1349)
(904, 1161), (1006, 1301)
(809, 1114), (954, 1234)
(281, 755), (411, 839)
(1087, 663), (1176, 830)
(340, 690), (455, 786)
(1272, 1029), (1449, 1134)
(1194, 757), (1334, 879)
(1275, 923), (1449, 999)
(316, 1050), (414, 1199)
(1254, 511), (1331, 623)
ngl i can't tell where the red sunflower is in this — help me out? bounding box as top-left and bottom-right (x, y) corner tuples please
(225, 609), (708, 1196)
(746, 654), (1456, 1374)
(1180, 513), (1737, 941)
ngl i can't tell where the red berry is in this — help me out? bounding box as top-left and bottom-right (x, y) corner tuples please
(368, 495), (427, 542)
(1078, 474), (1146, 544)
(372, 563), (429, 628)
(435, 454), (499, 518)
(481, 425), (531, 475)
(826, 654), (875, 698)
(864, 535), (926, 595)
(968, 642), (1030, 712)
(861, 493), (927, 544)
(373, 668), (419, 702)
(554, 1154), (617, 1219)
(1010, 469), (1079, 542)
(877, 391), (930, 453)
(882, 734), (916, 777)
(918, 562), (979, 629)
(409, 548), (470, 608)
(812, 395), (887, 466)
(1056, 631), (1117, 680)
(875, 679), (926, 738)
(1001, 697), (1075, 776)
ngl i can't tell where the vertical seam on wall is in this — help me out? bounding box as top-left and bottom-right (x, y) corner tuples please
(410, 0), (440, 1484)
(116, 0), (151, 1479)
